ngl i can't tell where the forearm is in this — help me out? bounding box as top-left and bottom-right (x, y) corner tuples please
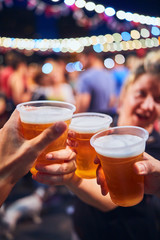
(66, 175), (117, 212)
(0, 180), (14, 206)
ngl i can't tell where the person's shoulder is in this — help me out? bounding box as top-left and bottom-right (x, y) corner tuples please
(102, 69), (115, 81)
(78, 69), (93, 81)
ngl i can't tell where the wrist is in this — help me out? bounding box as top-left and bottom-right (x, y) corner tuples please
(66, 174), (82, 189)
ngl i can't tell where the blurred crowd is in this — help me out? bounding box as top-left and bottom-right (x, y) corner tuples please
(0, 48), (160, 240)
(0, 49), (143, 128)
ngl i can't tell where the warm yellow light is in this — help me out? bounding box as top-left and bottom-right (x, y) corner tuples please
(105, 34), (114, 43)
(131, 30), (140, 39)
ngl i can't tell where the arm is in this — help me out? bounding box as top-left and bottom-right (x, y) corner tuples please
(75, 74), (91, 113)
(33, 148), (117, 212)
(0, 110), (67, 206)
(75, 93), (91, 113)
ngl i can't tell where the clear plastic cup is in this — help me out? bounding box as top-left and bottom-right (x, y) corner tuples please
(68, 112), (112, 178)
(90, 126), (149, 207)
(17, 100), (76, 176)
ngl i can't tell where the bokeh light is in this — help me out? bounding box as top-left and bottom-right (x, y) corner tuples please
(42, 63), (53, 74)
(104, 58), (115, 69)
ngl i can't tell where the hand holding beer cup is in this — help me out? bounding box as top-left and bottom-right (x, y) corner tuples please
(68, 113), (112, 179)
(91, 126), (149, 207)
(17, 100), (76, 176)
(32, 145), (77, 186)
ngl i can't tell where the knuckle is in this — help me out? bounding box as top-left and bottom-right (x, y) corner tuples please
(60, 163), (69, 173)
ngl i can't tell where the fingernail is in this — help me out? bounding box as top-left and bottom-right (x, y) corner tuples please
(46, 153), (53, 160)
(137, 163), (146, 174)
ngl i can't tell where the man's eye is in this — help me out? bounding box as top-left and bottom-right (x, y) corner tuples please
(135, 90), (146, 97)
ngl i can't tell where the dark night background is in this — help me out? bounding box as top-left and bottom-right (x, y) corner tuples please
(0, 0), (160, 39)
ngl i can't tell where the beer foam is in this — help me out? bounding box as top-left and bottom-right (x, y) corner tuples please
(19, 106), (73, 123)
(69, 115), (112, 133)
(93, 134), (145, 158)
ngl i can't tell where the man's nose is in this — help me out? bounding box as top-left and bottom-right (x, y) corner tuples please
(141, 95), (155, 111)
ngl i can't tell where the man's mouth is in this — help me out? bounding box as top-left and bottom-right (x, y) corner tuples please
(136, 113), (151, 121)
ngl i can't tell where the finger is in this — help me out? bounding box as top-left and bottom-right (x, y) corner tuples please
(67, 139), (78, 148)
(28, 121), (67, 154)
(134, 152), (156, 175)
(35, 160), (77, 175)
(68, 130), (76, 138)
(134, 158), (160, 175)
(133, 161), (149, 175)
(96, 165), (108, 195)
(3, 110), (21, 133)
(94, 156), (100, 164)
(46, 146), (76, 161)
(33, 172), (74, 186)
(96, 165), (105, 185)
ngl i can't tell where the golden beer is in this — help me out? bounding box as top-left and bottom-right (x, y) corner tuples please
(90, 126), (149, 207)
(17, 100), (76, 176)
(68, 113), (112, 179)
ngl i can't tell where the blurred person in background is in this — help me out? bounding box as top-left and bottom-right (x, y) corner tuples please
(44, 57), (75, 104)
(27, 62), (42, 92)
(125, 53), (143, 71)
(67, 70), (80, 97)
(75, 47), (117, 117)
(31, 68), (53, 101)
(0, 51), (19, 116)
(34, 50), (160, 240)
(0, 51), (15, 99)
(111, 56), (129, 97)
(7, 52), (32, 107)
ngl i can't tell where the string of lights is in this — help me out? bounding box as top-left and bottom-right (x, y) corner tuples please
(0, 28), (159, 53)
(0, 0), (160, 54)
(1, 0), (160, 27)
(67, 0), (160, 27)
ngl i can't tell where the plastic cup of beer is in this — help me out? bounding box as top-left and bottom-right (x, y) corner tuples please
(90, 126), (149, 207)
(16, 100), (76, 176)
(68, 113), (112, 179)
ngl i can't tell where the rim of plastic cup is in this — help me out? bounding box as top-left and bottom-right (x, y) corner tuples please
(16, 100), (76, 113)
(90, 125), (149, 151)
(69, 112), (113, 133)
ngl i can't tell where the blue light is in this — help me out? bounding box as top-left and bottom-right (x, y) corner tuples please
(66, 61), (83, 72)
(42, 63), (53, 74)
(74, 61), (83, 71)
(66, 63), (75, 72)
(121, 32), (131, 41)
(52, 47), (61, 52)
(34, 39), (42, 48)
(151, 26), (160, 36)
(105, 7), (115, 16)
(93, 44), (103, 53)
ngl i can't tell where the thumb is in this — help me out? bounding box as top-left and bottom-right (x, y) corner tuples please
(29, 121), (67, 154)
(134, 161), (149, 175)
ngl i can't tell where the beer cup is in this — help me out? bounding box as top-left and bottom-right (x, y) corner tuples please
(17, 100), (76, 176)
(68, 113), (112, 179)
(90, 126), (149, 207)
